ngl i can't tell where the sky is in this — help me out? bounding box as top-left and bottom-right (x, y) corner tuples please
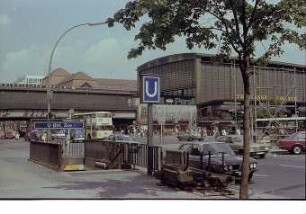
(0, 0), (305, 83)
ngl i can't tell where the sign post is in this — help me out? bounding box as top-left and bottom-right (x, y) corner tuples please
(142, 76), (160, 175)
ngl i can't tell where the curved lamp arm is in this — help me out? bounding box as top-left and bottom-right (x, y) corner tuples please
(47, 21), (107, 119)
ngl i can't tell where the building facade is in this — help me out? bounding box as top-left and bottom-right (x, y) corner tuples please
(137, 53), (306, 131)
(15, 75), (45, 85)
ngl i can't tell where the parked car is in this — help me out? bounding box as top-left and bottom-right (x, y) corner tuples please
(278, 131), (305, 154)
(71, 129), (85, 143)
(51, 130), (65, 139)
(0, 131), (5, 139)
(177, 132), (203, 141)
(4, 130), (16, 139)
(162, 141), (257, 182)
(106, 133), (145, 145)
(216, 135), (270, 158)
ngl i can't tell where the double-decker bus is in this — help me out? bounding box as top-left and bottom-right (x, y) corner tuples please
(72, 111), (113, 140)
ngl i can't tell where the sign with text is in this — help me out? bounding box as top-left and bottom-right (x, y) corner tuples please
(142, 76), (160, 103)
(34, 121), (84, 130)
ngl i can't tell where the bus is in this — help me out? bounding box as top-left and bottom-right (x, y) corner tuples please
(72, 111), (113, 140)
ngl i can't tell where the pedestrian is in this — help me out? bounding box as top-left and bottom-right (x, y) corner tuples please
(201, 127), (207, 139)
(221, 128), (227, 136)
(236, 128), (241, 135)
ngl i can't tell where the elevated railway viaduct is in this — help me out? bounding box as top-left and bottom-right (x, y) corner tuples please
(0, 84), (138, 129)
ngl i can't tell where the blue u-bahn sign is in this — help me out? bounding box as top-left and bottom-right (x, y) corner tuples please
(142, 76), (160, 103)
(34, 121), (84, 130)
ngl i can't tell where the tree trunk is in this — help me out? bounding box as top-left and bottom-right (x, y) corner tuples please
(239, 64), (252, 199)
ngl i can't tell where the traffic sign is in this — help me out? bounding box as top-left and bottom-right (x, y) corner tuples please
(142, 76), (160, 103)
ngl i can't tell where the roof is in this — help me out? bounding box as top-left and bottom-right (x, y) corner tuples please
(138, 53), (306, 71)
(95, 78), (137, 91)
(49, 69), (137, 91)
(49, 67), (71, 77)
(57, 72), (94, 85)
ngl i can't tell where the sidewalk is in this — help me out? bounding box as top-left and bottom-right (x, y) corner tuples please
(0, 140), (287, 199)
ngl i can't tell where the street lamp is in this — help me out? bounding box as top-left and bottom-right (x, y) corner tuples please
(46, 21), (107, 120)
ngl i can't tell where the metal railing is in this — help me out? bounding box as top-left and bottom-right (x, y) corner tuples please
(84, 140), (162, 172)
(29, 141), (62, 170)
(29, 141), (85, 171)
(29, 140), (163, 173)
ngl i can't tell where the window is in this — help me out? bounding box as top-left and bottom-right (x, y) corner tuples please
(297, 133), (305, 140)
(180, 144), (191, 151)
(190, 145), (201, 155)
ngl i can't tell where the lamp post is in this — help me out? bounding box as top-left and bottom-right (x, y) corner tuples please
(46, 21), (107, 120)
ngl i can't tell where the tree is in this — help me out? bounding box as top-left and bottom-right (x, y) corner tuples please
(107, 0), (306, 199)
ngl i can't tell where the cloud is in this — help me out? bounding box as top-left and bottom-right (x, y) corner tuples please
(82, 38), (126, 68)
(0, 14), (10, 27)
(0, 45), (49, 82)
(79, 37), (137, 78)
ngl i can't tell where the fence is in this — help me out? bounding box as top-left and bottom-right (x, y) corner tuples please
(29, 141), (85, 171)
(84, 141), (162, 172)
(29, 141), (62, 170)
(29, 140), (162, 173)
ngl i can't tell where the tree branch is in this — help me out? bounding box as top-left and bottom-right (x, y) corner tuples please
(246, 0), (262, 34)
(230, 0), (244, 46)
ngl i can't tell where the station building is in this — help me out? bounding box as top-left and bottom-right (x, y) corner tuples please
(137, 53), (306, 132)
(1, 53), (305, 136)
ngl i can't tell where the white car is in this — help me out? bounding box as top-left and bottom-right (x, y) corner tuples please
(106, 133), (145, 145)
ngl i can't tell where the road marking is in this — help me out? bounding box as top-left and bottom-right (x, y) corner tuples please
(279, 164), (305, 169)
(254, 174), (269, 177)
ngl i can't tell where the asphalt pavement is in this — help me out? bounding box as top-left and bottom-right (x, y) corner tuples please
(0, 139), (304, 199)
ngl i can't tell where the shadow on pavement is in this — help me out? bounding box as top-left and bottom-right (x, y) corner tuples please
(42, 172), (166, 198)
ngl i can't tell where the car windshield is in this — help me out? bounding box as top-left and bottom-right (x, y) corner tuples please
(114, 134), (132, 141)
(203, 143), (235, 156)
(122, 135), (132, 141)
(204, 136), (216, 142)
(74, 129), (84, 137)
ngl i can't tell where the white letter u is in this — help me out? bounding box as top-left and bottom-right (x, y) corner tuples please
(145, 81), (158, 98)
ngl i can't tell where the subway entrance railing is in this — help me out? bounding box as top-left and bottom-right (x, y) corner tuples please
(29, 140), (162, 174)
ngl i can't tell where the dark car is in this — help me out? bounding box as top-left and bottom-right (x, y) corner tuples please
(71, 129), (85, 143)
(177, 132), (203, 141)
(177, 141), (258, 182)
(278, 131), (305, 154)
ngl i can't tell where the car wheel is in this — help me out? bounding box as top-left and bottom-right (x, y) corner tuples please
(177, 137), (181, 141)
(205, 166), (215, 173)
(292, 145), (303, 155)
(258, 154), (266, 159)
(188, 137), (193, 141)
(238, 149), (244, 155)
(248, 171), (255, 182)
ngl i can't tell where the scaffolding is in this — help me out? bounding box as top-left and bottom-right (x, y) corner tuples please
(252, 66), (305, 142)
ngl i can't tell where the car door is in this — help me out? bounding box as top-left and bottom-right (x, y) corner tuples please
(295, 132), (306, 149)
(230, 136), (243, 152)
(189, 144), (203, 169)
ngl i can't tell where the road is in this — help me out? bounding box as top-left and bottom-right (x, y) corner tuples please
(249, 154), (305, 199)
(0, 139), (203, 199)
(0, 138), (304, 199)
(136, 135), (306, 199)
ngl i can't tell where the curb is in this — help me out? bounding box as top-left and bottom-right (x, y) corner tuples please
(269, 149), (289, 155)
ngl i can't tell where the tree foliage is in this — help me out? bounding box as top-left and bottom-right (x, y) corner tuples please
(108, 0), (306, 62)
(107, 0), (306, 199)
